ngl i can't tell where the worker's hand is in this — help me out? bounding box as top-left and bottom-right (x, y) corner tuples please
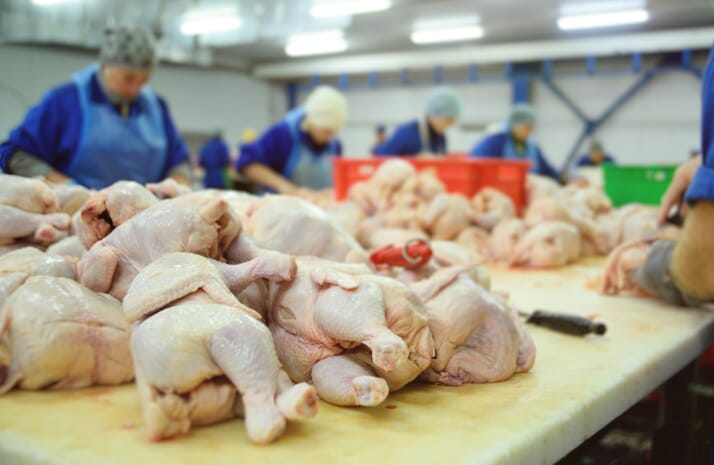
(169, 173), (190, 186)
(658, 156), (702, 226)
(45, 171), (71, 184)
(568, 177), (590, 188)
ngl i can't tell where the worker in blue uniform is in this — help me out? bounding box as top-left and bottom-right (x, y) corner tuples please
(0, 26), (190, 188)
(469, 104), (561, 180)
(632, 42), (714, 306)
(576, 140), (616, 167)
(373, 87), (462, 156)
(371, 124), (387, 153)
(236, 85), (347, 194)
(199, 131), (231, 189)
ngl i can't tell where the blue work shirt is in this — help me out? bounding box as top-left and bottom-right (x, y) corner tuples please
(373, 119), (446, 156)
(199, 137), (230, 169)
(576, 153), (616, 167)
(199, 137), (230, 189)
(0, 71), (188, 178)
(686, 43), (714, 203)
(235, 115), (342, 175)
(470, 130), (561, 180)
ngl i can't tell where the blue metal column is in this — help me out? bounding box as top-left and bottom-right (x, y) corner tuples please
(541, 66), (668, 175)
(286, 83), (298, 111)
(510, 63), (534, 104)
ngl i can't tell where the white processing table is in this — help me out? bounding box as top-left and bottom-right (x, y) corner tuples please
(1, 258), (712, 465)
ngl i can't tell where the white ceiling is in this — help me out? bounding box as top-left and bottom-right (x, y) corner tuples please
(1, 0), (713, 73)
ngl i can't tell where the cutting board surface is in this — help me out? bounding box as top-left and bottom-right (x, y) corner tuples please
(2, 258), (713, 465)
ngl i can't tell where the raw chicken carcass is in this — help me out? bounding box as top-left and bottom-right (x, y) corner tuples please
(0, 247), (77, 308)
(525, 196), (611, 254)
(411, 266), (535, 385)
(0, 174), (59, 214)
(0, 205), (70, 246)
(266, 257), (431, 407)
(526, 174), (561, 204)
(422, 193), (474, 241)
(369, 159), (417, 207)
(124, 253), (314, 444)
(75, 181), (158, 249)
(324, 201), (365, 239)
(471, 188), (516, 231)
(456, 226), (490, 254)
(79, 193), (241, 300)
(0, 276), (133, 394)
(0, 247), (77, 279)
(145, 178), (191, 199)
(52, 184), (91, 216)
(485, 218), (528, 262)
(566, 187), (612, 218)
(243, 195), (368, 263)
(377, 193), (427, 230)
(347, 159), (416, 213)
(46, 236), (86, 259)
(511, 221), (581, 268)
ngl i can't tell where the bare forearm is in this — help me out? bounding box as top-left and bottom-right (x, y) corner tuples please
(241, 163), (297, 194)
(671, 201), (714, 301)
(168, 162), (191, 185)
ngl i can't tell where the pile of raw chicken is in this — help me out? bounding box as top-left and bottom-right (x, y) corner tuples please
(0, 160), (673, 444)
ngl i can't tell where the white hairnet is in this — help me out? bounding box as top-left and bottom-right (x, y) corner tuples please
(304, 85), (348, 130)
(425, 87), (462, 118)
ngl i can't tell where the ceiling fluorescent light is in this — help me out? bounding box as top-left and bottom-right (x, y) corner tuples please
(285, 30), (348, 57)
(559, 0), (646, 16)
(32, 0), (78, 5)
(411, 26), (484, 45)
(180, 6), (242, 36)
(558, 9), (649, 31)
(311, 0), (392, 18)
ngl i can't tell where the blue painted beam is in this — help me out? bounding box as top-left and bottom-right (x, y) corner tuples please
(337, 73), (349, 90)
(504, 62), (513, 79)
(539, 77), (589, 123)
(400, 68), (409, 85)
(286, 83), (298, 111)
(543, 59), (553, 81)
(468, 64), (478, 82)
(632, 53), (642, 73)
(433, 66), (443, 84)
(559, 68), (658, 173)
(586, 56), (597, 76)
(368, 72), (379, 88)
(594, 69), (656, 126)
(309, 75), (320, 88)
(512, 75), (531, 104)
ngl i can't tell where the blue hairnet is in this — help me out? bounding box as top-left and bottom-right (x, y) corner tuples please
(509, 103), (536, 127)
(425, 87), (462, 118)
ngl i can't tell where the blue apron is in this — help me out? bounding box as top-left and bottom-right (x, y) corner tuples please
(503, 126), (539, 173)
(282, 108), (338, 190)
(68, 64), (168, 189)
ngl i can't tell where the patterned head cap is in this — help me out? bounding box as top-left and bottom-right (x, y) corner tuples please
(100, 26), (157, 69)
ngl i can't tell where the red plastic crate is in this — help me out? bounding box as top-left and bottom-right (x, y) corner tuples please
(332, 157), (531, 213)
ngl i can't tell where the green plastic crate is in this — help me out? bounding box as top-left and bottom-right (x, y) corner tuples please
(603, 164), (677, 207)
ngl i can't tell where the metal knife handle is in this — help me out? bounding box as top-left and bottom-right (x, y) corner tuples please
(527, 310), (607, 336)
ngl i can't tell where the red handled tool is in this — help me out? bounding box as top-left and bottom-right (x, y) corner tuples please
(369, 239), (433, 269)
